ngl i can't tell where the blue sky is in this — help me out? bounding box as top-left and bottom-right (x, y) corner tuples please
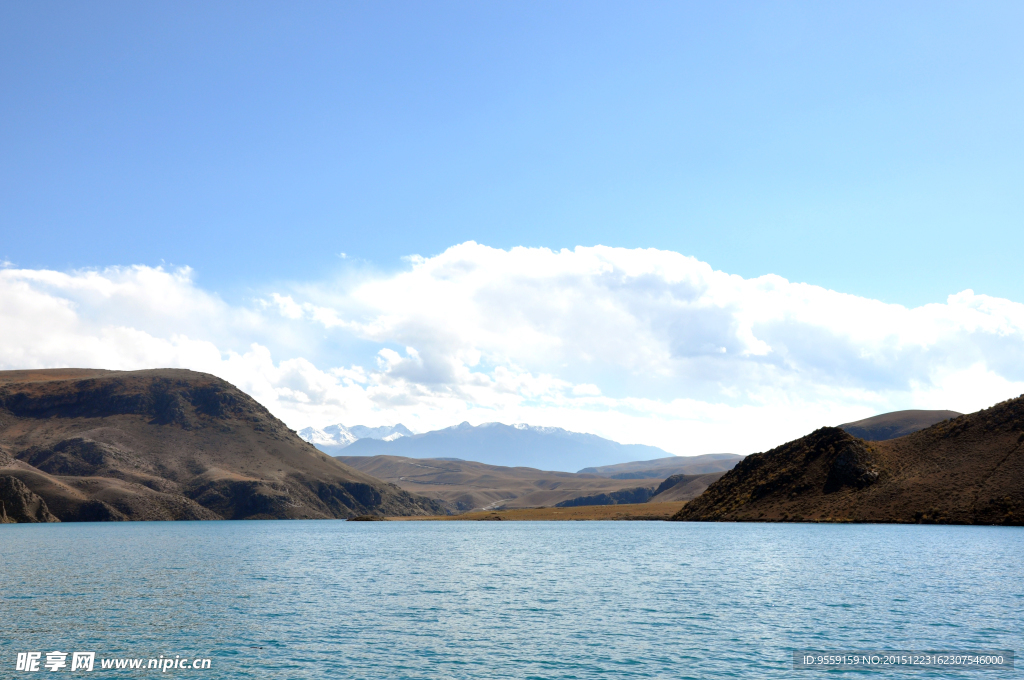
(2, 2), (1023, 454)
(3, 1), (1023, 305)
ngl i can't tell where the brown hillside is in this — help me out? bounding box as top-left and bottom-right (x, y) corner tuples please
(578, 454), (743, 478)
(672, 396), (1024, 525)
(336, 454), (664, 512)
(0, 369), (444, 521)
(648, 471), (727, 502)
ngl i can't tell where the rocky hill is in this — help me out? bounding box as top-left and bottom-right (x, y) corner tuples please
(672, 397), (1023, 525)
(0, 369), (444, 522)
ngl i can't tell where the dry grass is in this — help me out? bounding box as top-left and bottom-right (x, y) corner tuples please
(391, 501), (685, 521)
(336, 454), (665, 511)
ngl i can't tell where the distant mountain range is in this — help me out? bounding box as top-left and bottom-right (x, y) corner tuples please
(298, 423), (412, 453)
(327, 421), (674, 472)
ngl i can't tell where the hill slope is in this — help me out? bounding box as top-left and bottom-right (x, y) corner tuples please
(0, 369), (443, 521)
(578, 454), (743, 478)
(341, 421), (671, 472)
(335, 454), (664, 512)
(838, 409), (961, 441)
(648, 471), (728, 502)
(672, 397), (1024, 525)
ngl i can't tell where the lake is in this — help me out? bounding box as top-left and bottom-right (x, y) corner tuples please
(2, 521), (1021, 678)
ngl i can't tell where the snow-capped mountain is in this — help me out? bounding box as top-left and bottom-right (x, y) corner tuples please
(340, 421), (675, 472)
(347, 424), (413, 440)
(297, 423), (412, 452)
(296, 426), (351, 447)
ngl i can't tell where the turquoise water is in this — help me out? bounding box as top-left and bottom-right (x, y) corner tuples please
(2, 521), (1021, 678)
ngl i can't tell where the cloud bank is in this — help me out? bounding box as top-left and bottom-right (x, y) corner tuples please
(2, 243), (1023, 455)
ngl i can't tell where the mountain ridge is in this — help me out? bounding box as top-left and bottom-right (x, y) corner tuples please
(298, 423), (413, 451)
(337, 421), (672, 472)
(0, 369), (444, 521)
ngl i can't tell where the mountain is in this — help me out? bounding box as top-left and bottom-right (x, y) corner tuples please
(348, 424), (413, 440)
(548, 470), (730, 509)
(340, 421), (672, 472)
(838, 409), (962, 441)
(297, 423), (412, 453)
(554, 486), (656, 507)
(578, 453), (744, 478)
(297, 426), (355, 449)
(648, 471), (728, 502)
(335, 454), (667, 512)
(0, 369), (444, 522)
(672, 396), (1024, 525)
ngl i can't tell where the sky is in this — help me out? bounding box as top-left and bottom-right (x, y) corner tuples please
(2, 1), (1023, 455)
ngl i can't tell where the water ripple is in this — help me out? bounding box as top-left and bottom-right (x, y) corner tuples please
(2, 521), (1021, 679)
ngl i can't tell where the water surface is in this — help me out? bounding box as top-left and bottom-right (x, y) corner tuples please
(2, 521), (1021, 678)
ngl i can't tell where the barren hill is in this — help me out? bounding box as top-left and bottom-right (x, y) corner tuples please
(648, 471), (727, 502)
(0, 369), (443, 521)
(335, 454), (666, 512)
(578, 453), (743, 478)
(672, 397), (1023, 525)
(838, 409), (961, 441)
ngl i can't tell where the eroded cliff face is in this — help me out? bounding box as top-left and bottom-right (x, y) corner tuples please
(0, 369), (445, 522)
(673, 397), (1024, 525)
(0, 475), (59, 523)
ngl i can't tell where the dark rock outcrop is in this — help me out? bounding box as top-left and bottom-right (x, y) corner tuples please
(822, 439), (880, 492)
(0, 475), (60, 523)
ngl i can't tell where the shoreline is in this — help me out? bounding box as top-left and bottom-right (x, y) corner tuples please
(391, 501), (685, 521)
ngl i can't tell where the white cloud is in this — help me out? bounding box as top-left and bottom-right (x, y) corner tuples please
(2, 244), (1023, 456)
